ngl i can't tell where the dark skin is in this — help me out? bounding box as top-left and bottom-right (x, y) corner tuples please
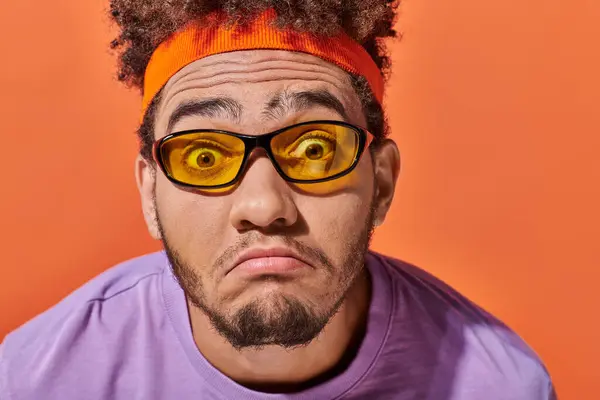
(135, 50), (401, 390)
(111, 0), (400, 391)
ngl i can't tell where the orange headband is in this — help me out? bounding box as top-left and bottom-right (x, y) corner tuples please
(142, 9), (384, 117)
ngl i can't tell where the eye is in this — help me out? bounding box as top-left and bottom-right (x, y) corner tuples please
(188, 149), (216, 168)
(288, 131), (335, 160)
(182, 140), (231, 170)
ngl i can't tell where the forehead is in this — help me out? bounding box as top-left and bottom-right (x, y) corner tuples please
(153, 50), (364, 136)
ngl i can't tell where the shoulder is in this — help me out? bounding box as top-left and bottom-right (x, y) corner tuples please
(2, 251), (168, 351)
(0, 251), (169, 398)
(368, 252), (556, 399)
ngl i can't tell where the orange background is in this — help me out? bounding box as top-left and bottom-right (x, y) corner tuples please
(1, 0), (598, 398)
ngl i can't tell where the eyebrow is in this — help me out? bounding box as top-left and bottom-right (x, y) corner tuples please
(263, 89), (349, 121)
(166, 89), (348, 132)
(167, 97), (242, 132)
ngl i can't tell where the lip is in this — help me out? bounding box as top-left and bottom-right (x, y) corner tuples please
(226, 247), (312, 276)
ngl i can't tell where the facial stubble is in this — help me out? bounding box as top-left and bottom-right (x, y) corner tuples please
(155, 192), (377, 350)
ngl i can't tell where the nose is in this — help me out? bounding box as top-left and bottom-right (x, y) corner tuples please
(229, 154), (298, 231)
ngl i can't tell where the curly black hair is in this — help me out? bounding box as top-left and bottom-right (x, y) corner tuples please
(108, 0), (400, 160)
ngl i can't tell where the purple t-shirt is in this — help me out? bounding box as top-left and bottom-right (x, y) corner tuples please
(0, 251), (555, 399)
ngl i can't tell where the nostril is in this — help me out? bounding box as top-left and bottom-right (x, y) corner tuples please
(238, 220), (254, 231)
(272, 217), (291, 227)
(236, 216), (293, 234)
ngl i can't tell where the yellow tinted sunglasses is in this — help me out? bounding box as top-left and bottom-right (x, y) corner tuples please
(153, 120), (375, 189)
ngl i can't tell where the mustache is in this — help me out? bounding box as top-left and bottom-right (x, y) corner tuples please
(211, 232), (334, 276)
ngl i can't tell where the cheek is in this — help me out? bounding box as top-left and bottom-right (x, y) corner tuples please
(309, 195), (370, 237)
(155, 178), (230, 254)
(298, 175), (374, 256)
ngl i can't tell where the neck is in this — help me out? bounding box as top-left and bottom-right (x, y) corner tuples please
(187, 269), (372, 392)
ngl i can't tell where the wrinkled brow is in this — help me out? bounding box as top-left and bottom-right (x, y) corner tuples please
(167, 97), (242, 132)
(262, 89), (349, 121)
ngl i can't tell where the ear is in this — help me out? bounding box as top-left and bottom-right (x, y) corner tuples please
(371, 139), (401, 227)
(135, 154), (161, 240)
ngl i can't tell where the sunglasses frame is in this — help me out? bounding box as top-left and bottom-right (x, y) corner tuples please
(152, 120), (375, 189)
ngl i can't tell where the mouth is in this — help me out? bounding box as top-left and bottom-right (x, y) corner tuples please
(226, 246), (313, 277)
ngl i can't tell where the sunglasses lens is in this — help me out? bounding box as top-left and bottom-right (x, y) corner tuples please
(271, 123), (360, 181)
(157, 123), (364, 188)
(158, 132), (245, 187)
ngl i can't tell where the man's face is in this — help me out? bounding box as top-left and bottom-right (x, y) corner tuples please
(136, 50), (397, 349)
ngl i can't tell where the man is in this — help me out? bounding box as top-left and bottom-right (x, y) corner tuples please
(0, 1), (556, 399)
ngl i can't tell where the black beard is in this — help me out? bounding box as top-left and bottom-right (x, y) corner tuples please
(157, 200), (376, 350)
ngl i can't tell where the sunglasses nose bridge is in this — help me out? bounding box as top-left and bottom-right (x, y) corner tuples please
(254, 133), (272, 151)
(241, 134), (275, 161)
